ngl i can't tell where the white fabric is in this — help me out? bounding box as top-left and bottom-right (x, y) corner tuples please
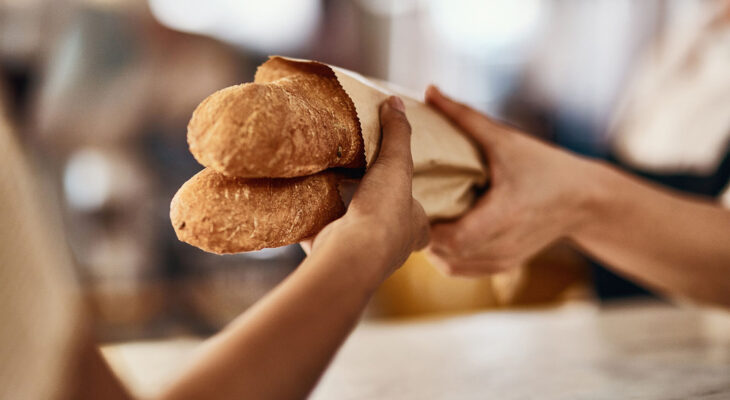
(611, 2), (730, 175)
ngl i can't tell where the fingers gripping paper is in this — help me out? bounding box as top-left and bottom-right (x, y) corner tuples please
(259, 56), (488, 219)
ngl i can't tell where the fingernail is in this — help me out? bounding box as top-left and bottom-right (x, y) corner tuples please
(389, 96), (405, 112)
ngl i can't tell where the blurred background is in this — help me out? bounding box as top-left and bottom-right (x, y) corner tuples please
(2, 0), (729, 342)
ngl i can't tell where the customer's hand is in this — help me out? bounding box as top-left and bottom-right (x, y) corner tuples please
(302, 96), (429, 283)
(425, 86), (599, 276)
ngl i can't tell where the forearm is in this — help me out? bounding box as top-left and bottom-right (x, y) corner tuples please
(159, 235), (382, 400)
(572, 162), (730, 306)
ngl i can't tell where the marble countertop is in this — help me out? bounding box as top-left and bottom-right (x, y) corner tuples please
(103, 301), (730, 399)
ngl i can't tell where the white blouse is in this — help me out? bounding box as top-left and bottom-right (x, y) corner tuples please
(610, 2), (730, 205)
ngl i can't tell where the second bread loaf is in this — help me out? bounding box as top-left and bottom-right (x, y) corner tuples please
(170, 169), (345, 254)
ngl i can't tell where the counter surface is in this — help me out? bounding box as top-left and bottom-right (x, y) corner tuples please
(103, 301), (730, 399)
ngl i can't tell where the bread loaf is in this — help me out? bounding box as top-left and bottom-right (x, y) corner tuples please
(188, 73), (365, 178)
(170, 169), (345, 254)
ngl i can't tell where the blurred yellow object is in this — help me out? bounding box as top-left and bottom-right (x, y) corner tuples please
(370, 246), (591, 318)
(370, 252), (500, 317)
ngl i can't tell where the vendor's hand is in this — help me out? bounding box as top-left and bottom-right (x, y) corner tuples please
(424, 86), (598, 276)
(301, 96), (429, 282)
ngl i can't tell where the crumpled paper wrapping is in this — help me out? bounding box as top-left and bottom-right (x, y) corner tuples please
(257, 56), (488, 220)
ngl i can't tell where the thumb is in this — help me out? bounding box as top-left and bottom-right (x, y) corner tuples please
(361, 96), (414, 190)
(351, 96), (414, 208)
(375, 96), (413, 175)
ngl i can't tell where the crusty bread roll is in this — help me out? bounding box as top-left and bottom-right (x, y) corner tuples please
(170, 168), (344, 254)
(188, 73), (365, 178)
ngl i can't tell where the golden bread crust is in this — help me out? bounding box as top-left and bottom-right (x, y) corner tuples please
(187, 73), (364, 178)
(170, 168), (345, 254)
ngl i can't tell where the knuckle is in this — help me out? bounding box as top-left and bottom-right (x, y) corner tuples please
(381, 152), (412, 176)
(383, 116), (411, 134)
(377, 155), (410, 177)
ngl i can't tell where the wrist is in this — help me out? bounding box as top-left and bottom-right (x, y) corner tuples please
(569, 158), (615, 241)
(309, 220), (392, 292)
